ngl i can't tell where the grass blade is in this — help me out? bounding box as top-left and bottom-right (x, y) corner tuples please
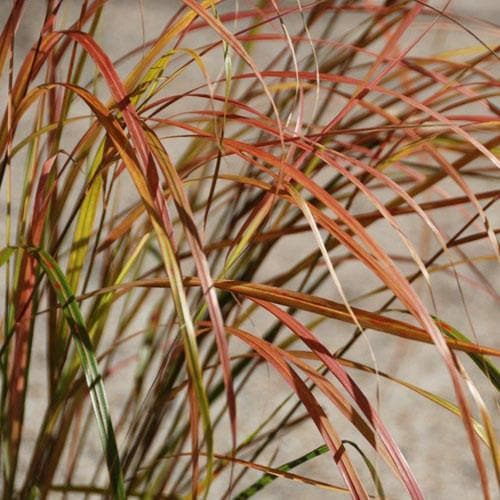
(28, 247), (125, 500)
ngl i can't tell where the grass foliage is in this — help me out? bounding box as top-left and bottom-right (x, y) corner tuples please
(0, 1), (499, 498)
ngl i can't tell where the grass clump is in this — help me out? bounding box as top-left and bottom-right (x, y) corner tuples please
(0, 1), (498, 498)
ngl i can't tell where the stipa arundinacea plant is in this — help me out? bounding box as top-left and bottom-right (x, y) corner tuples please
(0, 1), (498, 499)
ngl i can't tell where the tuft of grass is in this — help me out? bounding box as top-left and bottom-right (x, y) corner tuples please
(0, 1), (498, 498)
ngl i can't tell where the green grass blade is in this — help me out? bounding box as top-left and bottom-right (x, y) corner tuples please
(28, 247), (125, 500)
(343, 440), (385, 500)
(434, 316), (500, 391)
(0, 247), (15, 268)
(232, 444), (331, 499)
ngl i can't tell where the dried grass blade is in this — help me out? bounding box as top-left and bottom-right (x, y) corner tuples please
(253, 300), (423, 500)
(224, 325), (368, 498)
